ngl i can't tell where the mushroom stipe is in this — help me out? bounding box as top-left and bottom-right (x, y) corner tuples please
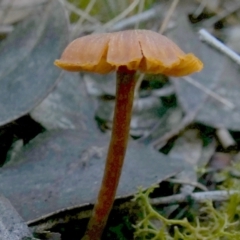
(54, 29), (203, 240)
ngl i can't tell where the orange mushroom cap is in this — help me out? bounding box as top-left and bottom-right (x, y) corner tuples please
(54, 30), (203, 76)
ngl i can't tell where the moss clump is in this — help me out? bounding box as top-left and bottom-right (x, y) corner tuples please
(133, 186), (240, 240)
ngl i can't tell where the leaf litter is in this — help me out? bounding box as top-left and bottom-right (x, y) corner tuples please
(170, 6), (240, 131)
(0, 0), (68, 126)
(0, 129), (186, 222)
(1, 0), (240, 239)
(31, 72), (98, 132)
(0, 195), (34, 240)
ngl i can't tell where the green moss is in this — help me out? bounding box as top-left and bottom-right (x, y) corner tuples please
(133, 186), (240, 240)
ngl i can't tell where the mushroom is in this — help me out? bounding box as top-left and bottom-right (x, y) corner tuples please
(54, 29), (203, 240)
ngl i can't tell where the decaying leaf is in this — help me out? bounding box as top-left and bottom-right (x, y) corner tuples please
(0, 0), (68, 126)
(169, 16), (240, 131)
(0, 0), (47, 25)
(0, 129), (187, 222)
(83, 73), (116, 96)
(0, 195), (33, 240)
(169, 129), (203, 193)
(96, 95), (163, 136)
(31, 72), (98, 132)
(198, 138), (216, 169)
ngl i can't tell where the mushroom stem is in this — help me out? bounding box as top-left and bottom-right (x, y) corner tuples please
(82, 66), (137, 240)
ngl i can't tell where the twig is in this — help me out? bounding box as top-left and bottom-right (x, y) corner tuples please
(79, 0), (97, 25)
(166, 178), (208, 191)
(110, 5), (162, 31)
(201, 1), (240, 28)
(134, 73), (145, 98)
(215, 128), (236, 149)
(150, 190), (240, 205)
(59, 0), (100, 24)
(83, 4), (163, 33)
(0, 0), (14, 24)
(152, 102), (202, 149)
(137, 107), (179, 143)
(152, 46), (235, 149)
(159, 0), (179, 34)
(152, 85), (175, 97)
(152, 75), (234, 148)
(97, 0), (140, 31)
(134, 0), (145, 29)
(0, 25), (13, 34)
(71, 0), (97, 38)
(192, 0), (207, 18)
(0, 0), (47, 9)
(199, 29), (240, 66)
(183, 76), (235, 110)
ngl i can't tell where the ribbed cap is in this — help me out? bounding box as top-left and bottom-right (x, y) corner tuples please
(54, 30), (203, 76)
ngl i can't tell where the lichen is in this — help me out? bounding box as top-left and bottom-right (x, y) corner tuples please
(133, 185), (240, 240)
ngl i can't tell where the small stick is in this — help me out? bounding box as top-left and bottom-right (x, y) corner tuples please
(0, 0), (14, 24)
(71, 0), (97, 38)
(152, 85), (175, 97)
(134, 73), (145, 98)
(152, 68), (230, 149)
(183, 76), (235, 110)
(152, 103), (202, 149)
(216, 128), (236, 149)
(166, 178), (208, 191)
(59, 0), (100, 24)
(111, 5), (162, 31)
(198, 29), (239, 153)
(199, 29), (240, 66)
(159, 0), (179, 34)
(192, 0), (207, 18)
(201, 2), (240, 28)
(134, 0), (145, 29)
(0, 25), (13, 34)
(99, 0), (140, 31)
(150, 190), (240, 205)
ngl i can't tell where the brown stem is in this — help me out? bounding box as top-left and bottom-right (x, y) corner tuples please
(82, 67), (137, 240)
